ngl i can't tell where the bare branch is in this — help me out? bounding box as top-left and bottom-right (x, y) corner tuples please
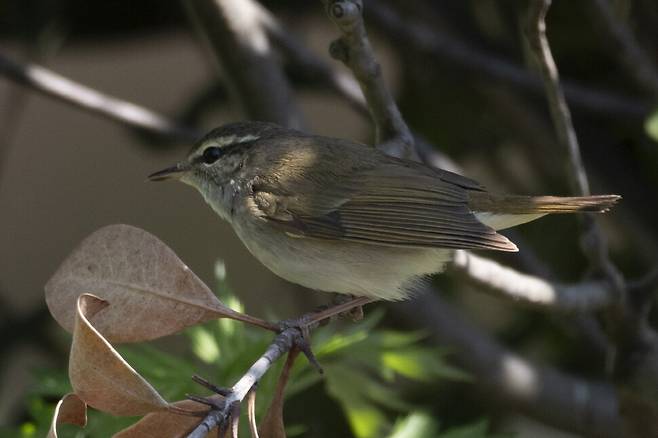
(187, 327), (299, 438)
(525, 0), (627, 294)
(184, 0), (302, 129)
(0, 53), (199, 142)
(526, 0), (591, 197)
(365, 0), (650, 118)
(451, 251), (612, 312)
(321, 0), (415, 158)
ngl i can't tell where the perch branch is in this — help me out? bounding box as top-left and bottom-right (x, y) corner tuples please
(187, 327), (300, 438)
(0, 53), (199, 142)
(321, 0), (415, 158)
(451, 251), (612, 312)
(184, 0), (303, 129)
(187, 296), (373, 437)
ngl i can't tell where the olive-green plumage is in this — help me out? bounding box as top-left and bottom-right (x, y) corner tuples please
(149, 121), (620, 300)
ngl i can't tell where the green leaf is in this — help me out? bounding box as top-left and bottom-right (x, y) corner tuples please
(381, 348), (471, 382)
(189, 325), (221, 364)
(388, 412), (440, 438)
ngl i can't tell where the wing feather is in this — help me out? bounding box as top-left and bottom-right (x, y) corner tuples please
(249, 136), (517, 252)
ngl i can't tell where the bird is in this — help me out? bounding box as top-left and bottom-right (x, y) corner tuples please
(148, 121), (620, 302)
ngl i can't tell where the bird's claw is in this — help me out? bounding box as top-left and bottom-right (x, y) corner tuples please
(277, 316), (324, 374)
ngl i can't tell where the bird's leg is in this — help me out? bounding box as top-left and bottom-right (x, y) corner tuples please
(307, 295), (374, 325)
(277, 295), (376, 373)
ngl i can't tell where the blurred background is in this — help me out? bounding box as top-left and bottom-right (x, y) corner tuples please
(1, 0), (657, 437)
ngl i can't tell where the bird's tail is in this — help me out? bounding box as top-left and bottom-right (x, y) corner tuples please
(469, 193), (621, 230)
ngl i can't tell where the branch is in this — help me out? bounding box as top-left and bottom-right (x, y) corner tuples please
(365, 0), (651, 118)
(184, 0), (303, 129)
(525, 0), (627, 296)
(451, 251), (612, 312)
(187, 327), (299, 437)
(0, 53), (199, 142)
(321, 0), (415, 158)
(526, 0), (591, 198)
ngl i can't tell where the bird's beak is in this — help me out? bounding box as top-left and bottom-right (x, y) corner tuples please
(147, 163), (187, 181)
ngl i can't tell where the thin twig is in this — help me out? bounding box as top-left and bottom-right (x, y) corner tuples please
(321, 0), (415, 158)
(187, 297), (370, 437)
(525, 0), (626, 291)
(187, 327), (300, 438)
(451, 251), (612, 312)
(0, 53), (199, 142)
(526, 0), (590, 197)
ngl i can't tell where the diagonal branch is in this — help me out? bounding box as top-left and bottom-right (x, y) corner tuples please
(0, 52), (199, 142)
(187, 327), (300, 437)
(321, 0), (415, 158)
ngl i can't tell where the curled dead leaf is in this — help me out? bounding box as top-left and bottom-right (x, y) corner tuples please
(46, 224), (272, 343)
(69, 293), (169, 416)
(47, 393), (87, 438)
(113, 399), (219, 438)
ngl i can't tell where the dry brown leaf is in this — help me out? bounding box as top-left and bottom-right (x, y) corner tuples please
(113, 399), (220, 438)
(47, 393), (87, 438)
(69, 294), (170, 416)
(46, 224), (269, 343)
(259, 350), (298, 438)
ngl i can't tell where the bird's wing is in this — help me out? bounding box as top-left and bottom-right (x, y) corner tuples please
(249, 140), (517, 252)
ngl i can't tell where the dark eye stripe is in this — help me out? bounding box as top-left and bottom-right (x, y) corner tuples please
(195, 140), (258, 165)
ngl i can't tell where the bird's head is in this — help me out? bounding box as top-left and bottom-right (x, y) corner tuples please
(148, 121), (289, 219)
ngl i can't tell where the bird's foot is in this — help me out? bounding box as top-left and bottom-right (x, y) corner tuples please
(277, 295), (375, 374)
(277, 314), (323, 373)
(305, 295), (374, 325)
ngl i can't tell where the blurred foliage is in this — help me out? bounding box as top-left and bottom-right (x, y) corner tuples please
(1, 261), (500, 438)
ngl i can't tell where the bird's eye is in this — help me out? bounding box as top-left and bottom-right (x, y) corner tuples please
(201, 147), (222, 164)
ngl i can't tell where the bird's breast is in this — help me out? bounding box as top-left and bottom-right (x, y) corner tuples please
(230, 213), (452, 300)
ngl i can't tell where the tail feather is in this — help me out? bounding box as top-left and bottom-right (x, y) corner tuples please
(469, 193), (621, 231)
(469, 193), (621, 215)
